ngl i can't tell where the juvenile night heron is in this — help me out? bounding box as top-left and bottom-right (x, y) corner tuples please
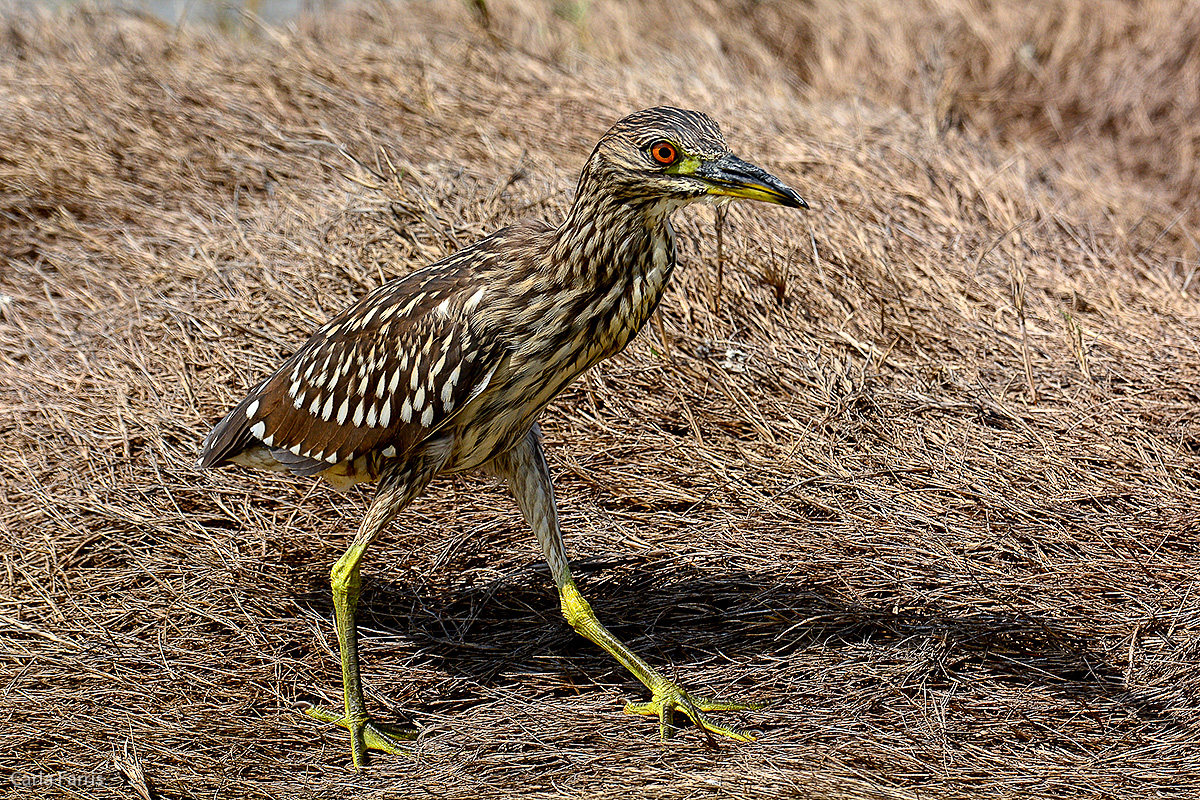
(197, 106), (807, 768)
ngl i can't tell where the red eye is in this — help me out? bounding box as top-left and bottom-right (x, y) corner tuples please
(650, 141), (678, 165)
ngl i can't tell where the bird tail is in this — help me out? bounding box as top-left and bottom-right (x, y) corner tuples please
(195, 398), (256, 469)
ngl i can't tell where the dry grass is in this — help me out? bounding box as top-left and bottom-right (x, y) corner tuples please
(2, 1), (1199, 798)
(747, 0), (1200, 244)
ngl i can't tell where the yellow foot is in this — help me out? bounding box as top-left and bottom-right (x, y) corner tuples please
(624, 682), (762, 743)
(304, 705), (417, 769)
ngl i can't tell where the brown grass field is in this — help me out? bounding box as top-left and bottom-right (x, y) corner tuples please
(3, 1), (1200, 797)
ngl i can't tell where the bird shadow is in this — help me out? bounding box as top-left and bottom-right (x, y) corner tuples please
(286, 552), (1192, 730)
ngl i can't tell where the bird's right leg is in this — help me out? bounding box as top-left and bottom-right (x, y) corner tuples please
(491, 426), (760, 742)
(305, 459), (437, 770)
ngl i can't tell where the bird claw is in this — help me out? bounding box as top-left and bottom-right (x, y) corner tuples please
(623, 682), (762, 743)
(304, 704), (417, 768)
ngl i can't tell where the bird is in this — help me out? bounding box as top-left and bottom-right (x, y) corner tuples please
(197, 106), (807, 769)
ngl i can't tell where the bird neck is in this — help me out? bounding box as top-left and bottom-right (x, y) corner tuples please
(517, 179), (678, 370)
(551, 171), (677, 297)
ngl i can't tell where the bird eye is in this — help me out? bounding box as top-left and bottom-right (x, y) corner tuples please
(649, 140), (678, 166)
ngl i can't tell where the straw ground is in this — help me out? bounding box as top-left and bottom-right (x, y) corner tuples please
(2, 1), (1199, 797)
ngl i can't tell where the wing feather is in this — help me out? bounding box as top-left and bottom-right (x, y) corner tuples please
(198, 233), (517, 475)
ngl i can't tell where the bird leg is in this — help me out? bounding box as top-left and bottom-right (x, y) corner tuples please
(490, 426), (761, 743)
(305, 460), (436, 769)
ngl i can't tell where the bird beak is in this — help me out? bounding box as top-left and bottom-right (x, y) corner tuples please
(694, 153), (808, 209)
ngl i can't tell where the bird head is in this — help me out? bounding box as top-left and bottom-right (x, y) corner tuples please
(583, 106), (808, 212)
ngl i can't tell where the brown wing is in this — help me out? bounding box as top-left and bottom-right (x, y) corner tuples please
(198, 240), (507, 476)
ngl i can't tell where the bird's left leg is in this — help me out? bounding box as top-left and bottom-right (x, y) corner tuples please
(305, 458), (438, 769)
(489, 425), (761, 743)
